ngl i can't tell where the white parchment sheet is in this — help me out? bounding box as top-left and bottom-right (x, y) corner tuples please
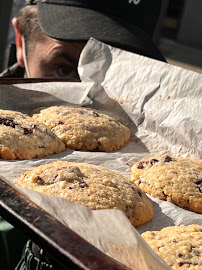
(0, 38), (202, 270)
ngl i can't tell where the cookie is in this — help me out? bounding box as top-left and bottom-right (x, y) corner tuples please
(0, 109), (65, 160)
(17, 161), (153, 227)
(31, 105), (130, 152)
(142, 224), (202, 270)
(130, 156), (202, 213)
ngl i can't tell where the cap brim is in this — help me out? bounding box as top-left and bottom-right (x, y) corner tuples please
(37, 2), (165, 61)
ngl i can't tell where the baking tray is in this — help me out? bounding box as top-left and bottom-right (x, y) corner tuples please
(0, 178), (130, 270)
(0, 78), (130, 269)
(0, 77), (70, 84)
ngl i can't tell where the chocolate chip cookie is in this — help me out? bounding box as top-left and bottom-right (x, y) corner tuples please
(142, 224), (202, 270)
(0, 109), (65, 160)
(17, 161), (153, 227)
(31, 105), (131, 152)
(131, 156), (202, 213)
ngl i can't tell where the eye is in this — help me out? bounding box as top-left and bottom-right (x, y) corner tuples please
(57, 66), (76, 79)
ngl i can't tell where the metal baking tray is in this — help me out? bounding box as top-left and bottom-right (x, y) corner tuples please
(0, 178), (130, 269)
(0, 77), (70, 84)
(0, 78), (130, 269)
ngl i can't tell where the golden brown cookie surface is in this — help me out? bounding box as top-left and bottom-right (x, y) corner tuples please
(131, 156), (202, 213)
(0, 109), (65, 160)
(31, 105), (131, 152)
(142, 224), (202, 270)
(17, 161), (153, 227)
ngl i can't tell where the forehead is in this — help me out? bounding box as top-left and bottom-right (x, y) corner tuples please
(30, 34), (86, 60)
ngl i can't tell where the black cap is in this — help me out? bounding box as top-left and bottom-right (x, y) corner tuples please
(25, 0), (166, 62)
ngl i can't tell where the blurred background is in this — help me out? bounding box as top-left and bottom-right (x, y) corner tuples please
(0, 0), (202, 74)
(156, 0), (202, 74)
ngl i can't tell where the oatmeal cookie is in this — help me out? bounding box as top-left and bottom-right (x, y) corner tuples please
(131, 156), (202, 213)
(142, 224), (202, 270)
(0, 109), (65, 160)
(31, 105), (131, 152)
(17, 161), (153, 227)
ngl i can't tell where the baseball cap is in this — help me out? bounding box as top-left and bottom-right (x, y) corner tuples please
(25, 0), (166, 61)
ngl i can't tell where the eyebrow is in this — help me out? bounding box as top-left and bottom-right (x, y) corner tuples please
(48, 47), (78, 66)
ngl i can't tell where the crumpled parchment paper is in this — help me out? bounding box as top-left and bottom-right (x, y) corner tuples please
(0, 38), (202, 270)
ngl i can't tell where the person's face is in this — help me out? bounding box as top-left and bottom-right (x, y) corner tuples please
(26, 36), (86, 80)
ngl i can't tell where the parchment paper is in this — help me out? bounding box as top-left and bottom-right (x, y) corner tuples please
(0, 38), (202, 270)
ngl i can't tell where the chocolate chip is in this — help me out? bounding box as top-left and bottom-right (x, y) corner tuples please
(0, 117), (34, 134)
(79, 182), (88, 188)
(151, 159), (159, 163)
(195, 180), (202, 193)
(49, 174), (58, 184)
(178, 262), (184, 267)
(23, 127), (33, 134)
(162, 191), (168, 198)
(0, 118), (16, 128)
(137, 162), (145, 169)
(178, 262), (193, 267)
(137, 159), (159, 169)
(131, 186), (143, 197)
(191, 246), (200, 256)
(163, 155), (172, 162)
(57, 121), (64, 125)
(139, 179), (147, 184)
(36, 176), (43, 184)
(138, 191), (143, 197)
(92, 112), (100, 117)
(177, 253), (183, 258)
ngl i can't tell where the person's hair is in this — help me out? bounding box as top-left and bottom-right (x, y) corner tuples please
(18, 5), (45, 58)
